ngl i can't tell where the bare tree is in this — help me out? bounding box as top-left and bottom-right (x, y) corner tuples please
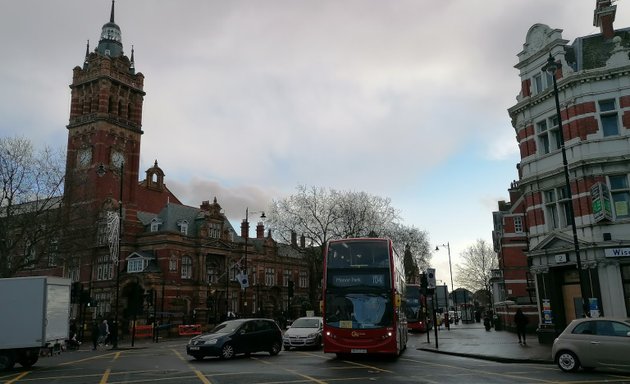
(266, 184), (431, 304)
(454, 239), (498, 305)
(0, 136), (67, 277)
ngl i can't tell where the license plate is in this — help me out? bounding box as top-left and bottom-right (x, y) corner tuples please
(189, 346), (200, 350)
(351, 349), (367, 354)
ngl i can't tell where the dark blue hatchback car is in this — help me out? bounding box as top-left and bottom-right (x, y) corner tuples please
(186, 318), (283, 360)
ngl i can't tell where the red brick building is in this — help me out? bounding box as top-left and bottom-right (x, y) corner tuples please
(497, 0), (630, 336)
(24, 2), (312, 335)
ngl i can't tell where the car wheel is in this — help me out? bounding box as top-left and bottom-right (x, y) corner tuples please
(0, 352), (15, 370)
(269, 341), (281, 356)
(220, 343), (235, 360)
(556, 350), (580, 372)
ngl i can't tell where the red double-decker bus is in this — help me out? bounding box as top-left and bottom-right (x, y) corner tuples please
(322, 238), (407, 357)
(405, 284), (430, 332)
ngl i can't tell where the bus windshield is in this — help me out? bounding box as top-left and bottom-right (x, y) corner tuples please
(405, 285), (421, 321)
(325, 292), (393, 329)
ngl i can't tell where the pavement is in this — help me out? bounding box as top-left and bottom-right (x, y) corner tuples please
(414, 321), (554, 364)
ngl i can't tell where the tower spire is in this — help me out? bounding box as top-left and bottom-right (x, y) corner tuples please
(129, 45), (135, 74)
(84, 40), (90, 68)
(110, 0), (115, 23)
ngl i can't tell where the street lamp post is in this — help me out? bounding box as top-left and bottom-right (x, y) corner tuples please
(241, 208), (265, 315)
(542, 54), (588, 315)
(436, 243), (456, 321)
(97, 162), (123, 349)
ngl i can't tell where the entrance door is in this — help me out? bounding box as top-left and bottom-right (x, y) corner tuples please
(562, 283), (581, 322)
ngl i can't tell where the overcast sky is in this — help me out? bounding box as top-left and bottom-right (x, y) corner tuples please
(1, 1), (627, 285)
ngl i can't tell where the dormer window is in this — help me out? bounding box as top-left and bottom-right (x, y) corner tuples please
(178, 220), (189, 236)
(150, 218), (162, 232)
(127, 253), (150, 273)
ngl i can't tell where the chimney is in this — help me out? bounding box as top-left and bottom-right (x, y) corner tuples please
(256, 221), (264, 239)
(241, 219), (250, 238)
(291, 231), (297, 246)
(594, 0), (616, 39)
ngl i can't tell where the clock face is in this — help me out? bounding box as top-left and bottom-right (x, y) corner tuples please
(77, 148), (92, 168)
(111, 150), (125, 168)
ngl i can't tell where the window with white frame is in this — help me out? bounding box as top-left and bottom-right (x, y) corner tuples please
(513, 216), (524, 233)
(544, 187), (571, 230)
(283, 270), (290, 287)
(209, 222), (221, 238)
(96, 255), (114, 281)
(169, 256), (178, 271)
(181, 256), (192, 279)
(533, 74), (543, 94)
(179, 220), (188, 235)
(127, 256), (147, 273)
(207, 263), (219, 284)
(47, 239), (59, 267)
(537, 115), (561, 155)
(94, 291), (111, 317)
(150, 218), (162, 232)
(299, 270), (308, 288)
(599, 99), (620, 137)
(24, 240), (35, 269)
(532, 72), (553, 95)
(609, 174), (630, 219)
(265, 267), (276, 286)
(249, 267), (257, 286)
(68, 264), (80, 282)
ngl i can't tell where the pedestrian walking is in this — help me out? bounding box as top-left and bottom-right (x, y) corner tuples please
(91, 321), (100, 350)
(514, 308), (529, 345)
(99, 319), (110, 346)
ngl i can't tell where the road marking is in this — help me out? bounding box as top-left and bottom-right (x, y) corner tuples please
(58, 351), (119, 366)
(339, 359), (393, 374)
(4, 371), (30, 384)
(172, 348), (213, 384)
(99, 368), (111, 384)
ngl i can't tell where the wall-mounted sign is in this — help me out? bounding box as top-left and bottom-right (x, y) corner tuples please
(591, 182), (612, 222)
(604, 248), (630, 257)
(555, 254), (567, 263)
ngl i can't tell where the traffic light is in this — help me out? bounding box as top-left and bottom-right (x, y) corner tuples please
(144, 289), (154, 306)
(71, 282), (82, 304)
(420, 273), (428, 294)
(288, 281), (294, 298)
(426, 268), (436, 290)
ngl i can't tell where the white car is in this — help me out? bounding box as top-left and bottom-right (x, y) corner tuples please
(282, 316), (323, 350)
(552, 317), (630, 372)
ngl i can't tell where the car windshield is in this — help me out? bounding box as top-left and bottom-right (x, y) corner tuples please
(210, 321), (242, 334)
(291, 318), (320, 328)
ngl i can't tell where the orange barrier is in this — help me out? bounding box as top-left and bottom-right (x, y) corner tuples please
(134, 325), (154, 338)
(178, 324), (202, 336)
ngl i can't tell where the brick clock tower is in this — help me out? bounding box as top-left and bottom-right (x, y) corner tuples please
(65, 1), (144, 223)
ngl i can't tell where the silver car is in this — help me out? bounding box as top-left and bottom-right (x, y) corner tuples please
(552, 317), (630, 372)
(282, 316), (323, 350)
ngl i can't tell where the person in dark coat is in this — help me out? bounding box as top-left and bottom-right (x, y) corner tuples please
(514, 308), (529, 345)
(91, 321), (100, 350)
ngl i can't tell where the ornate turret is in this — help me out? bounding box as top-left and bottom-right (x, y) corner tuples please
(96, 0), (123, 57)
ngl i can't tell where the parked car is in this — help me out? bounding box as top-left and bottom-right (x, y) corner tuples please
(282, 316), (323, 350)
(186, 318), (282, 360)
(552, 317), (630, 372)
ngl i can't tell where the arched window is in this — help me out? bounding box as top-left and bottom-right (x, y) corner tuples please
(181, 256), (193, 279)
(118, 100), (123, 116)
(108, 97), (114, 113)
(127, 103), (133, 120)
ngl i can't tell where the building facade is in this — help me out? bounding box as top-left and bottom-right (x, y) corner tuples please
(504, 0), (630, 333)
(20, 2), (313, 334)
